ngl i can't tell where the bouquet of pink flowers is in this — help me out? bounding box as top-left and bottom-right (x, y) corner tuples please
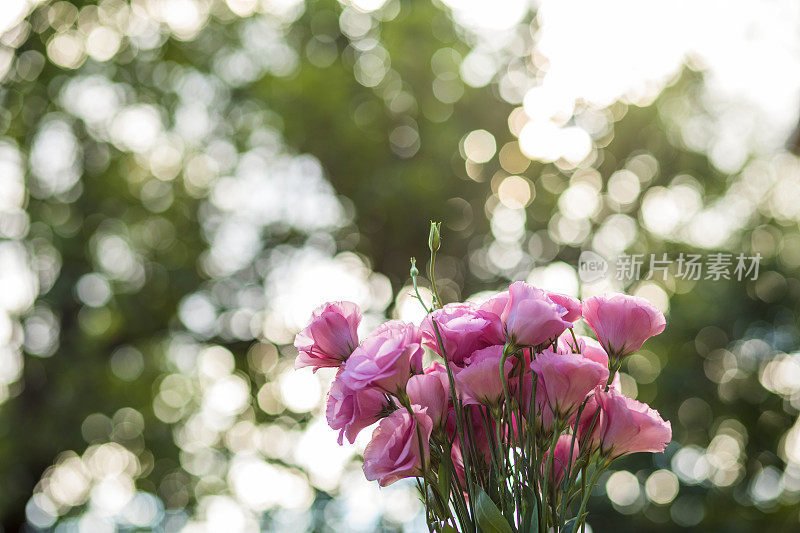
(295, 224), (671, 532)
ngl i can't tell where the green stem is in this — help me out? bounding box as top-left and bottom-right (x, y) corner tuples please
(399, 391), (435, 531)
(429, 250), (443, 309)
(431, 319), (476, 531)
(542, 414), (561, 529)
(410, 257), (432, 314)
(574, 465), (605, 531)
(498, 345), (515, 499)
(568, 328), (580, 352)
(606, 358), (623, 391)
(558, 399), (589, 522)
(579, 464), (587, 533)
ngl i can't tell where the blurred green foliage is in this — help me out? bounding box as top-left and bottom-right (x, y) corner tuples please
(0, 0), (799, 531)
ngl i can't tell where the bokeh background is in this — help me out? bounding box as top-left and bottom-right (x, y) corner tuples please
(1, 0), (800, 531)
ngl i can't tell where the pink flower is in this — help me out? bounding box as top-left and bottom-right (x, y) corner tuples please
(546, 292), (582, 324)
(582, 294), (666, 360)
(516, 371), (574, 436)
(407, 363), (450, 428)
(502, 282), (572, 347)
(609, 371), (622, 391)
(363, 405), (433, 487)
(557, 334), (609, 368)
(326, 372), (388, 444)
(294, 301), (361, 372)
(576, 392), (602, 447)
(450, 441), (468, 488)
(478, 290), (510, 318)
(373, 319), (422, 342)
(530, 350), (609, 418)
(343, 321), (423, 395)
(455, 345), (512, 407)
(542, 435), (579, 487)
(421, 303), (502, 365)
(372, 320), (424, 373)
(446, 405), (493, 464)
(515, 371), (545, 423)
(533, 392), (558, 433)
(593, 387), (672, 458)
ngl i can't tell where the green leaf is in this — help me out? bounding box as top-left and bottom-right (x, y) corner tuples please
(438, 448), (453, 503)
(475, 488), (513, 533)
(442, 526), (458, 533)
(562, 518), (577, 533)
(527, 503), (539, 533)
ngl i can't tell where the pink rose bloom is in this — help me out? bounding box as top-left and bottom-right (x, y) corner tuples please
(572, 382), (623, 449)
(450, 441), (468, 489)
(478, 290), (509, 318)
(446, 405), (492, 464)
(542, 435), (579, 487)
(519, 369), (598, 435)
(502, 282), (572, 347)
(582, 294), (666, 360)
(407, 363), (450, 428)
(576, 391), (602, 448)
(343, 321), (423, 395)
(421, 303), (501, 365)
(522, 385), (574, 436)
(557, 334), (609, 368)
(363, 405), (433, 487)
(534, 393), (558, 433)
(326, 372), (388, 444)
(455, 345), (512, 407)
(372, 320), (424, 373)
(546, 292), (582, 324)
(530, 350), (609, 418)
(609, 371), (622, 391)
(515, 371), (546, 424)
(294, 301), (361, 372)
(445, 405), (495, 466)
(594, 387), (672, 458)
(373, 319), (422, 342)
(516, 369), (579, 435)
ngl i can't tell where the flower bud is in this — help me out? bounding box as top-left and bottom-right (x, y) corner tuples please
(428, 221), (441, 252)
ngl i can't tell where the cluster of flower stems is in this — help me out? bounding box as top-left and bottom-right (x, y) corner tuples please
(410, 243), (611, 533)
(412, 336), (612, 532)
(294, 223), (671, 533)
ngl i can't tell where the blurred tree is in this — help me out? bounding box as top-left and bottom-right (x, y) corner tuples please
(0, 0), (799, 532)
